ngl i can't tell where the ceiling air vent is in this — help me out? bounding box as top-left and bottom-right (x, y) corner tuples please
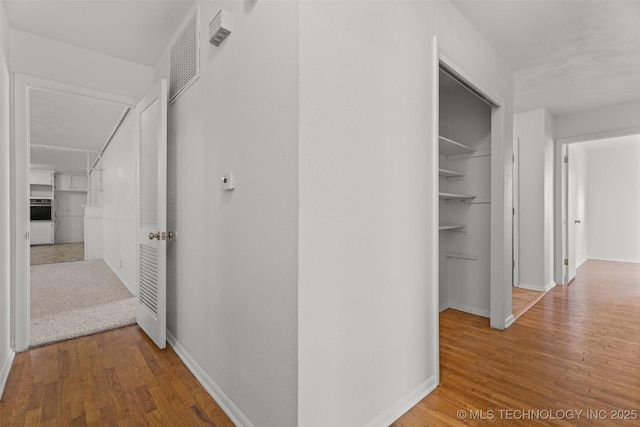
(169, 8), (200, 103)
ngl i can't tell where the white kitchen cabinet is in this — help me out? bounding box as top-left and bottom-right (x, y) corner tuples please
(55, 174), (88, 192)
(30, 221), (54, 245)
(30, 170), (54, 186)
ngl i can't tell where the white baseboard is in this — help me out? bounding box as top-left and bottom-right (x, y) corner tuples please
(448, 302), (489, 318)
(516, 283), (546, 292)
(504, 314), (516, 329)
(588, 257), (640, 265)
(545, 281), (556, 291)
(439, 303), (449, 313)
(365, 375), (438, 427)
(166, 331), (254, 427)
(103, 258), (136, 296)
(0, 350), (15, 401)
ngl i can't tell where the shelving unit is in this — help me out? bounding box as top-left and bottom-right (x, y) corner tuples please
(439, 192), (476, 200)
(439, 135), (475, 156)
(439, 224), (465, 231)
(438, 66), (493, 318)
(439, 168), (464, 178)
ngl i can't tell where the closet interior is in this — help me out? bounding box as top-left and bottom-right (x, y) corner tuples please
(438, 67), (492, 318)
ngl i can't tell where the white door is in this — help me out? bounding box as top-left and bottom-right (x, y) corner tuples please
(567, 146), (578, 283)
(136, 79), (169, 349)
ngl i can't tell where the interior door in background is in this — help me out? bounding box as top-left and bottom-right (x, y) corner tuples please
(136, 79), (169, 349)
(567, 145), (579, 283)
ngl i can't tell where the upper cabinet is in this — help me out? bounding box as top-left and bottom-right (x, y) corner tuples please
(30, 170), (54, 198)
(55, 174), (88, 192)
(30, 170), (54, 186)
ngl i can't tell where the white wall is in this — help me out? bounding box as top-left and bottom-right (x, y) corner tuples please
(515, 109), (555, 291)
(0, 0), (15, 398)
(587, 140), (640, 263)
(299, 1), (513, 426)
(154, 2), (299, 426)
(99, 112), (136, 294)
(10, 29), (153, 99)
(555, 100), (640, 141)
(54, 190), (87, 243)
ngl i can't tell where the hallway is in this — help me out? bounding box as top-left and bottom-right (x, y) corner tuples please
(394, 260), (640, 426)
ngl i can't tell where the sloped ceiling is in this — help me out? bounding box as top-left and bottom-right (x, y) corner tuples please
(29, 88), (129, 173)
(4, 0), (195, 66)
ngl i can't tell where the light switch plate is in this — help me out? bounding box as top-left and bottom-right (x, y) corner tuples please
(221, 173), (235, 191)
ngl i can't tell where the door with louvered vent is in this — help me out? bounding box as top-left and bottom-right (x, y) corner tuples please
(136, 79), (168, 349)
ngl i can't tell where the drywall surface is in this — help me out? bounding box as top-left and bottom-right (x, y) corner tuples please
(9, 29), (153, 99)
(299, 1), (513, 425)
(555, 100), (640, 141)
(515, 109), (554, 290)
(587, 140), (640, 263)
(0, 0), (14, 397)
(154, 2), (299, 426)
(100, 112), (136, 294)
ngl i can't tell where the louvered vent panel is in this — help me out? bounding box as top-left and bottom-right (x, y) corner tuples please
(139, 244), (159, 316)
(170, 9), (200, 103)
(139, 99), (159, 227)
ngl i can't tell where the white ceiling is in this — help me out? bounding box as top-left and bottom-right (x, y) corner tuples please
(4, 0), (195, 66)
(452, 0), (640, 115)
(29, 88), (129, 173)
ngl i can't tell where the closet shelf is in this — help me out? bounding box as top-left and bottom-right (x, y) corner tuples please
(439, 168), (464, 178)
(439, 136), (475, 155)
(439, 192), (476, 200)
(439, 224), (465, 231)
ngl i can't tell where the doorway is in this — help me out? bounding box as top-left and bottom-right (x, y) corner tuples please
(435, 49), (512, 330)
(557, 131), (640, 284)
(11, 74), (136, 350)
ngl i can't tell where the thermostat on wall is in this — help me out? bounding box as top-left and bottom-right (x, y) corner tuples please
(209, 9), (232, 46)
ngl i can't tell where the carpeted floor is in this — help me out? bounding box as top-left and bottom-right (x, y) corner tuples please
(30, 259), (137, 347)
(31, 242), (85, 265)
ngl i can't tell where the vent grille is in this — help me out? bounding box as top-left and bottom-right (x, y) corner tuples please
(170, 9), (200, 103)
(139, 244), (159, 316)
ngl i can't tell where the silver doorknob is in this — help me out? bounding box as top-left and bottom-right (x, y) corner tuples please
(148, 232), (160, 240)
(575, 219), (581, 224)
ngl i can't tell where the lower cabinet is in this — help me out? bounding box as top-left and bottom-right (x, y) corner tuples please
(31, 221), (54, 245)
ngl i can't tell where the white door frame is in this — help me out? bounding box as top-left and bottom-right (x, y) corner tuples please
(554, 127), (640, 286)
(11, 73), (134, 351)
(436, 48), (513, 330)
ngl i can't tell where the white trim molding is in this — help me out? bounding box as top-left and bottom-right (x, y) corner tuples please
(364, 375), (438, 427)
(504, 314), (516, 329)
(166, 332), (254, 427)
(0, 349), (15, 399)
(516, 282), (556, 292)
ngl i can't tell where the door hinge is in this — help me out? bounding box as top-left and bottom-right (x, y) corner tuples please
(564, 156), (569, 163)
(564, 258), (568, 266)
(512, 207), (515, 215)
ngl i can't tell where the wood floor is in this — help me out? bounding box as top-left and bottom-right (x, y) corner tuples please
(1, 260), (638, 426)
(393, 259), (640, 426)
(0, 326), (234, 426)
(512, 286), (546, 319)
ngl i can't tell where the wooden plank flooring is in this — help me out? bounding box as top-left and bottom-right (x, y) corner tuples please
(512, 287), (546, 319)
(0, 326), (234, 426)
(393, 260), (640, 426)
(2, 259), (638, 426)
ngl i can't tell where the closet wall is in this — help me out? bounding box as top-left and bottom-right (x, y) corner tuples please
(439, 70), (492, 317)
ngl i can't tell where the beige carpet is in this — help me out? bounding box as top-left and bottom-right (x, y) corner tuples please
(31, 242), (84, 265)
(30, 259), (137, 347)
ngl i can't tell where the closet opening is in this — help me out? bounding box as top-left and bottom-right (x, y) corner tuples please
(437, 60), (502, 322)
